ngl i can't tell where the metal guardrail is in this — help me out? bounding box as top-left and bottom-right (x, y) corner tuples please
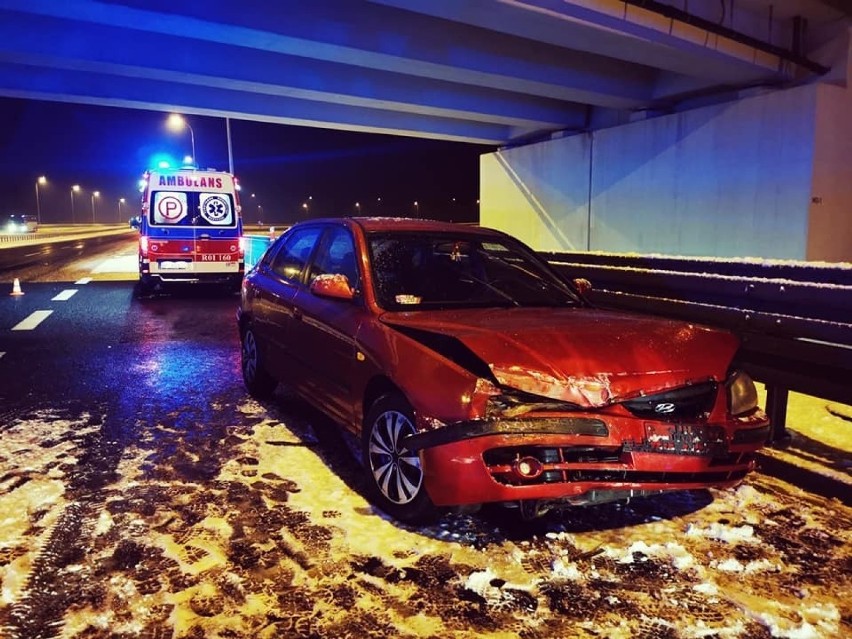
(0, 232), (61, 243)
(542, 251), (852, 444)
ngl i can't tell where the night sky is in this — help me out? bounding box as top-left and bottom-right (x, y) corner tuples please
(0, 97), (490, 225)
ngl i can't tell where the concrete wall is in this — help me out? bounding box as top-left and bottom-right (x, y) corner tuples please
(480, 83), (852, 261)
(808, 83), (852, 262)
(480, 134), (591, 252)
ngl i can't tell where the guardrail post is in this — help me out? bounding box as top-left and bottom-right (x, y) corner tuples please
(765, 385), (792, 448)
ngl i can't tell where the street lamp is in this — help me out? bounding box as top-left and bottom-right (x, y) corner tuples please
(91, 191), (100, 224)
(413, 201), (419, 218)
(118, 197), (126, 222)
(35, 176), (46, 224)
(70, 184), (80, 223)
(355, 201), (361, 215)
(167, 113), (196, 166)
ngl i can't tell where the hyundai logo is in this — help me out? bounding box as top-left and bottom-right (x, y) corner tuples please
(654, 402), (676, 414)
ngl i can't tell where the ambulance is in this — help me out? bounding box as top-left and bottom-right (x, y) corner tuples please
(136, 168), (244, 293)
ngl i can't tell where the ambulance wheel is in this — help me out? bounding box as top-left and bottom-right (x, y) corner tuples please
(134, 276), (153, 298)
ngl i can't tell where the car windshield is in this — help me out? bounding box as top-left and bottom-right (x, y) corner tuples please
(368, 232), (580, 310)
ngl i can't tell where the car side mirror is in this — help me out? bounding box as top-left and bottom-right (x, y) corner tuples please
(129, 216), (141, 229)
(310, 273), (355, 301)
(572, 277), (592, 295)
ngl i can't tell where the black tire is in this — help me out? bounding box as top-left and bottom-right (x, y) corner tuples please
(134, 276), (154, 299)
(241, 325), (277, 399)
(362, 393), (437, 523)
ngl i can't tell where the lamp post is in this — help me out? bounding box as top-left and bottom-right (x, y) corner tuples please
(70, 184), (80, 224)
(355, 201), (361, 215)
(118, 198), (126, 223)
(35, 176), (46, 224)
(167, 113), (196, 166)
(413, 200), (419, 218)
(226, 117), (234, 174)
(91, 191), (100, 224)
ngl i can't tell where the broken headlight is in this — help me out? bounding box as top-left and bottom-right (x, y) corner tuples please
(726, 370), (759, 417)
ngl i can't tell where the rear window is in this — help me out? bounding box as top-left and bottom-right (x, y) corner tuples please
(149, 190), (237, 228)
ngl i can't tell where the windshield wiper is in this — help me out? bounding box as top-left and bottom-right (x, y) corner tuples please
(483, 254), (579, 304)
(457, 272), (521, 307)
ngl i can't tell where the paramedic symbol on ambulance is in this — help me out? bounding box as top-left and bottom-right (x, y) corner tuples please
(200, 194), (232, 225)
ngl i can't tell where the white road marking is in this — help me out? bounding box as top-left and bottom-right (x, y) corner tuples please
(12, 310), (53, 331)
(52, 289), (77, 301)
(75, 277), (93, 284)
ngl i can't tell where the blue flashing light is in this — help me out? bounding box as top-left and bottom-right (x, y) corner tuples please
(147, 152), (177, 171)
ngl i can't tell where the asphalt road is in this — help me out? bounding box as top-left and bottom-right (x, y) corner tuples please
(0, 239), (849, 639)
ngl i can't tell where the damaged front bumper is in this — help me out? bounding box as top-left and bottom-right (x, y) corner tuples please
(403, 414), (770, 508)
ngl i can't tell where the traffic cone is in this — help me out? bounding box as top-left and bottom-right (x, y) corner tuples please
(10, 278), (24, 296)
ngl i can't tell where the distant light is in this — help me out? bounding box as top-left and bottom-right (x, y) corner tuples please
(167, 113), (187, 131)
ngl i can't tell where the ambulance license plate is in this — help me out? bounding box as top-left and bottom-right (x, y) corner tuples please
(160, 260), (189, 270)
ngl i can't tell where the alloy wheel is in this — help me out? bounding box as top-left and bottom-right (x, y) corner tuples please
(367, 410), (423, 505)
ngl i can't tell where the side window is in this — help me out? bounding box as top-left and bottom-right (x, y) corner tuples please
(269, 227), (323, 282)
(258, 235), (286, 268)
(309, 227), (360, 290)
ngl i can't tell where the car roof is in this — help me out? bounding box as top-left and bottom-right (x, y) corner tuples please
(307, 216), (504, 237)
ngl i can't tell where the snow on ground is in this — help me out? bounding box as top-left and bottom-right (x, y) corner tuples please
(0, 391), (849, 638)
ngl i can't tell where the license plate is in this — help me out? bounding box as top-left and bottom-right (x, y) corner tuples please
(160, 260), (189, 270)
(199, 254), (234, 262)
(631, 423), (726, 456)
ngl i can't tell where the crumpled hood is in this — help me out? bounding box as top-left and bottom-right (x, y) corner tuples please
(381, 307), (739, 406)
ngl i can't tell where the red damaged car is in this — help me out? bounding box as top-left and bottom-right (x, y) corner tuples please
(237, 218), (770, 522)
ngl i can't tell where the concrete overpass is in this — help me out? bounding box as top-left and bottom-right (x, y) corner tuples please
(0, 0), (850, 259)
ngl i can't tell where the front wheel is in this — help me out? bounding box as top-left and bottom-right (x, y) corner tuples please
(362, 393), (437, 523)
(241, 325), (277, 399)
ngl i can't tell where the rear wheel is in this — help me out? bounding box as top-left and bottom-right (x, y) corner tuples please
(134, 276), (154, 298)
(362, 393), (437, 523)
(241, 325), (277, 399)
